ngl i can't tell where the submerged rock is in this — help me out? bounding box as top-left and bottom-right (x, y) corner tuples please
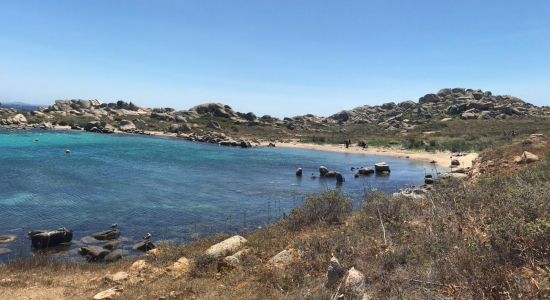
(0, 235), (16, 244)
(79, 246), (110, 261)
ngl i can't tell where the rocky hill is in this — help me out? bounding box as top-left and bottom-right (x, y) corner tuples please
(1, 88), (548, 144)
(327, 88), (549, 131)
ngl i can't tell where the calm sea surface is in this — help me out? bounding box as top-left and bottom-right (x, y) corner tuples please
(0, 130), (437, 261)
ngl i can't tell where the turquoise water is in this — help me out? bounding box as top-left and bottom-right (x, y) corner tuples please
(0, 130), (436, 260)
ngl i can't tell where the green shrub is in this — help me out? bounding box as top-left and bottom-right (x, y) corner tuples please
(284, 191), (352, 231)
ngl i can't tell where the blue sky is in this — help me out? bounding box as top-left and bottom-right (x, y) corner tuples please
(0, 1), (549, 117)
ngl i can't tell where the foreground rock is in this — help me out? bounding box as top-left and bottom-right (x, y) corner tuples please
(515, 151), (539, 164)
(93, 286), (123, 300)
(268, 248), (301, 269)
(343, 267), (367, 299)
(167, 257), (191, 277)
(205, 235), (247, 258)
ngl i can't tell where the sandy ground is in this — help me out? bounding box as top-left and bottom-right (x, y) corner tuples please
(268, 141), (478, 169)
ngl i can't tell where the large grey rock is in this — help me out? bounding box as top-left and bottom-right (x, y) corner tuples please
(12, 114), (27, 124)
(205, 235), (247, 258)
(419, 93), (441, 104)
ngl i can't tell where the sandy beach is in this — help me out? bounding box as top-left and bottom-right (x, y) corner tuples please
(269, 141), (478, 169)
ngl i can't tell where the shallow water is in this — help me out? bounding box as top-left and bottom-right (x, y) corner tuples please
(0, 130), (438, 261)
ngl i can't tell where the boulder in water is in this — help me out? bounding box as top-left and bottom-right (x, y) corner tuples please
(374, 162), (391, 173)
(92, 228), (120, 241)
(28, 228), (73, 249)
(295, 168), (303, 177)
(132, 241), (156, 252)
(319, 166), (329, 176)
(357, 167), (374, 175)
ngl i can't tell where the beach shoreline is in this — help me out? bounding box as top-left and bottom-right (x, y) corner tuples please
(265, 141), (478, 169)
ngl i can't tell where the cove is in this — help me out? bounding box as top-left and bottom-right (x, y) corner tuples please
(0, 130), (436, 261)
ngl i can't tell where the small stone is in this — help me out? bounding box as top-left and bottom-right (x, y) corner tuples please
(93, 286), (123, 300)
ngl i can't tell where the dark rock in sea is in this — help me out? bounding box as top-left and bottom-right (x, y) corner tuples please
(133, 241), (156, 251)
(374, 162), (391, 173)
(357, 167), (374, 175)
(92, 228), (120, 241)
(81, 236), (102, 244)
(28, 228), (73, 249)
(296, 168), (303, 176)
(319, 166), (329, 177)
(336, 172), (345, 183)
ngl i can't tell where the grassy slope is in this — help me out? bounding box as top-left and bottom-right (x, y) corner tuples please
(1, 140), (548, 299)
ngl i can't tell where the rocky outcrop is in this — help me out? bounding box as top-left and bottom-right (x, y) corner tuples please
(188, 103), (240, 120)
(326, 88), (547, 130)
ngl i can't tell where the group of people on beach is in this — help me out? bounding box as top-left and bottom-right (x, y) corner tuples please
(344, 138), (368, 149)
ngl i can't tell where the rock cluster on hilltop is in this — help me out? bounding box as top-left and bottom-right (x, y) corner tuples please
(327, 88), (549, 130)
